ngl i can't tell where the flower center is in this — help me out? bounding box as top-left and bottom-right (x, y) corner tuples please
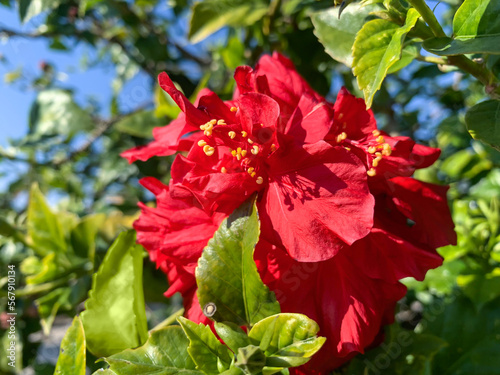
(196, 110), (277, 185)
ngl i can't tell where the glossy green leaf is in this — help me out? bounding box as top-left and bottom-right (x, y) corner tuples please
(423, 0), (500, 56)
(114, 110), (164, 138)
(214, 322), (251, 353)
(81, 231), (148, 357)
(234, 345), (266, 375)
(178, 317), (232, 374)
(54, 316), (86, 375)
(27, 183), (67, 256)
(457, 269), (500, 309)
(248, 314), (326, 368)
(189, 0), (269, 43)
(352, 8), (419, 107)
(465, 99), (500, 150)
(29, 89), (93, 138)
(70, 213), (105, 263)
(423, 35), (500, 55)
(196, 199), (280, 327)
(453, 0), (500, 37)
(311, 3), (377, 67)
(105, 325), (202, 375)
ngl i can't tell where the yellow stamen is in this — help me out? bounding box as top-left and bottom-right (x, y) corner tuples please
(247, 167), (255, 174)
(368, 146), (377, 154)
(198, 140), (207, 147)
(251, 172), (256, 178)
(372, 130), (380, 137)
(248, 138), (254, 144)
(376, 135), (385, 143)
(382, 143), (392, 156)
(270, 144), (277, 152)
(344, 146), (351, 151)
(241, 150), (247, 157)
(221, 167), (227, 173)
(210, 119), (217, 125)
(236, 154), (241, 161)
(237, 147), (242, 153)
(230, 106), (238, 112)
(203, 145), (215, 156)
(231, 150), (237, 157)
(367, 168), (376, 177)
(372, 156), (382, 167)
(228, 131), (236, 139)
(241, 131), (248, 138)
(256, 176), (264, 184)
(251, 145), (259, 155)
(217, 119), (226, 125)
(375, 152), (382, 157)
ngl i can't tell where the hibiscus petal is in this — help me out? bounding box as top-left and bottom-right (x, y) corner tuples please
(331, 87), (377, 140)
(284, 93), (334, 143)
(261, 142), (374, 261)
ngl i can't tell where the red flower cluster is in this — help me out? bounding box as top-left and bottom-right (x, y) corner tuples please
(123, 53), (456, 374)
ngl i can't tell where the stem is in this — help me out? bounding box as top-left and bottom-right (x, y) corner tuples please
(407, 0), (446, 37)
(416, 55), (448, 65)
(152, 308), (185, 331)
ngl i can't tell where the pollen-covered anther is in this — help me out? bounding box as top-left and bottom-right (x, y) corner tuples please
(367, 168), (376, 177)
(372, 130), (381, 137)
(230, 106), (238, 112)
(241, 131), (248, 138)
(248, 138), (254, 144)
(228, 131), (236, 139)
(382, 143), (392, 156)
(241, 150), (247, 157)
(251, 145), (259, 155)
(256, 176), (264, 184)
(221, 167), (227, 173)
(368, 146), (377, 154)
(217, 119), (226, 126)
(247, 167), (255, 174)
(336, 132), (348, 143)
(198, 140), (207, 147)
(372, 156), (383, 167)
(376, 135), (385, 143)
(270, 144), (277, 152)
(203, 145), (215, 156)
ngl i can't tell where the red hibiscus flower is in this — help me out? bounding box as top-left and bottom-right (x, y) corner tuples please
(124, 53), (456, 374)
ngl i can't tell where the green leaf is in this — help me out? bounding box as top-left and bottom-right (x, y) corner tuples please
(352, 8), (420, 107)
(234, 345), (266, 375)
(423, 0), (500, 56)
(54, 316), (86, 375)
(178, 317), (232, 374)
(457, 269), (500, 309)
(465, 99), (500, 150)
(27, 183), (67, 256)
(248, 313), (326, 368)
(81, 231), (148, 357)
(423, 35), (500, 56)
(214, 322), (251, 353)
(189, 0), (269, 43)
(36, 287), (71, 335)
(114, 110), (165, 138)
(311, 3), (377, 67)
(29, 89), (93, 138)
(105, 326), (203, 375)
(196, 199), (280, 327)
(18, 0), (63, 23)
(453, 0), (500, 37)
(70, 214), (105, 263)
(424, 294), (500, 374)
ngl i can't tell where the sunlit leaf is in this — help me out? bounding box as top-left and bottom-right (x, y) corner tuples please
(81, 231), (148, 357)
(352, 8), (419, 107)
(465, 99), (500, 150)
(196, 199), (280, 327)
(105, 326), (202, 375)
(54, 316), (86, 375)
